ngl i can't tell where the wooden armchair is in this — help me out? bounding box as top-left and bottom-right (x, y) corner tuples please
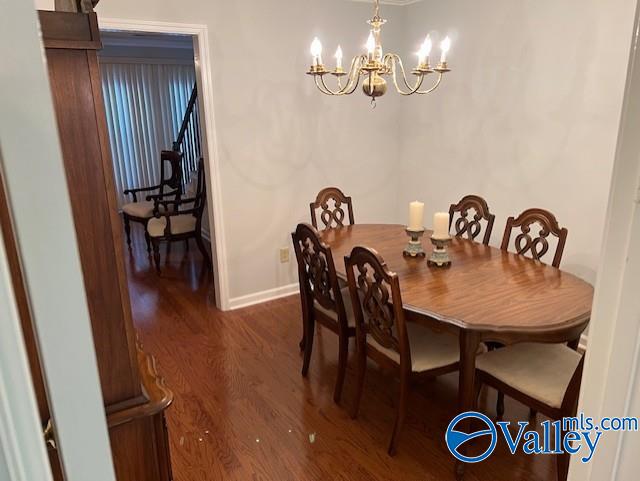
(476, 343), (585, 481)
(310, 187), (354, 230)
(448, 194), (495, 245)
(122, 150), (183, 253)
(496, 207), (573, 416)
(344, 246), (460, 455)
(291, 223), (355, 403)
(146, 158), (211, 274)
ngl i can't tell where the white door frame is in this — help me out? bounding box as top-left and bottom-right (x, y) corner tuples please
(98, 17), (230, 310)
(0, 0), (116, 479)
(570, 0), (640, 479)
(0, 218), (53, 481)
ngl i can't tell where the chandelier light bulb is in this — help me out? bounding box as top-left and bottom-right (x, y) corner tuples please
(417, 35), (432, 65)
(310, 37), (323, 65)
(440, 36), (451, 63)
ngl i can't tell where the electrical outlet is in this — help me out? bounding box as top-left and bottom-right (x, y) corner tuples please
(279, 247), (290, 263)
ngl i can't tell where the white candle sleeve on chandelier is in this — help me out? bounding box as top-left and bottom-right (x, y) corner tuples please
(440, 36), (451, 64)
(432, 212), (450, 239)
(408, 201), (425, 231)
(310, 37), (323, 66)
(335, 45), (343, 69)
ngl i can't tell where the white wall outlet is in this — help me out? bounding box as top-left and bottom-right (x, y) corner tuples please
(279, 247), (290, 263)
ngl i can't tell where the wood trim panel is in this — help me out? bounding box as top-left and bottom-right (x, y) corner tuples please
(38, 11), (101, 50)
(45, 46), (141, 404)
(107, 346), (173, 429)
(37, 10), (174, 480)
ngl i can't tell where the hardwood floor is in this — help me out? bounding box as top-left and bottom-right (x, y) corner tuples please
(124, 228), (556, 481)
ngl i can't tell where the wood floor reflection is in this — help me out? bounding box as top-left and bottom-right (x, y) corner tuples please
(125, 229), (555, 481)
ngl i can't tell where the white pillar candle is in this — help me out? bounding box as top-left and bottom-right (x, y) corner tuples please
(408, 201), (424, 231)
(433, 212), (450, 239)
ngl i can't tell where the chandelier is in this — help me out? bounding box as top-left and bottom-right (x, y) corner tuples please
(306, 0), (452, 103)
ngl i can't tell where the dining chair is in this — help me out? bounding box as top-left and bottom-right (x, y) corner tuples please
(310, 187), (355, 230)
(146, 158), (211, 274)
(344, 246), (460, 455)
(122, 150), (183, 253)
(497, 207), (572, 416)
(448, 194), (495, 245)
(500, 208), (568, 268)
(476, 343), (585, 481)
(291, 222), (356, 403)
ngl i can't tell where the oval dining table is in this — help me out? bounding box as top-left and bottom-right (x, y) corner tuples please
(320, 224), (594, 479)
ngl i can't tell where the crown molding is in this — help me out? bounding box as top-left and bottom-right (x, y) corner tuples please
(348, 0), (423, 6)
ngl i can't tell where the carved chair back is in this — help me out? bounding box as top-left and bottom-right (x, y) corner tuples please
(344, 246), (411, 372)
(159, 150), (184, 196)
(500, 208), (568, 268)
(310, 187), (355, 230)
(291, 223), (347, 327)
(448, 194), (495, 245)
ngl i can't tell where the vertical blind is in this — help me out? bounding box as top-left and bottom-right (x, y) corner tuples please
(100, 62), (196, 208)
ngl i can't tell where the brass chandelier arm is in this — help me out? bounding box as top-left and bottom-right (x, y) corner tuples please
(384, 54), (444, 96)
(415, 73), (443, 95)
(313, 76), (334, 95)
(313, 55), (367, 96)
(385, 54), (425, 95)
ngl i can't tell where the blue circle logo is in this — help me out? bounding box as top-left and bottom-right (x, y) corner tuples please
(445, 411), (497, 463)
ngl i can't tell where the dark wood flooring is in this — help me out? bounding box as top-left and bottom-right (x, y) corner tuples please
(124, 229), (555, 481)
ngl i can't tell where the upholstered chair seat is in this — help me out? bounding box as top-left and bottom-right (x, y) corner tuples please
(368, 324), (460, 373)
(475, 342), (585, 481)
(476, 342), (582, 409)
(147, 214), (197, 238)
(122, 200), (170, 219)
(314, 287), (356, 327)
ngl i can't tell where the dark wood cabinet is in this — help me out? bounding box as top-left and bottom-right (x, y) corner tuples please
(36, 10), (174, 480)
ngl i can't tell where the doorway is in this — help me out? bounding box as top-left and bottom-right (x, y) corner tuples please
(99, 19), (229, 309)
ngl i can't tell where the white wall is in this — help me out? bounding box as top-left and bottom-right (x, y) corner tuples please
(86, 0), (408, 301)
(33, 0), (637, 300)
(572, 2), (640, 477)
(398, 0), (636, 283)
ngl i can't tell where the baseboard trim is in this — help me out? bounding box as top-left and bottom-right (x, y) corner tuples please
(228, 283), (299, 310)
